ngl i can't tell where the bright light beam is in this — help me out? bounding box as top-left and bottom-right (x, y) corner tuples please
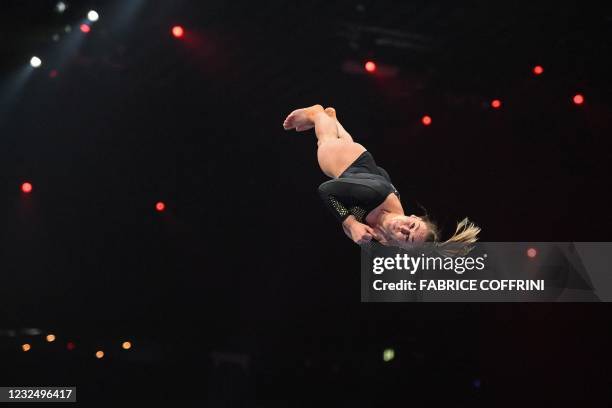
(87, 10), (99, 22)
(30, 56), (42, 68)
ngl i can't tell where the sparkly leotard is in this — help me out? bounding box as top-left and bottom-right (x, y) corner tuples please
(318, 151), (399, 224)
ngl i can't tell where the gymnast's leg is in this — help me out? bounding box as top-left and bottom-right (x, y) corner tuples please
(283, 104), (365, 178)
(323, 107), (353, 142)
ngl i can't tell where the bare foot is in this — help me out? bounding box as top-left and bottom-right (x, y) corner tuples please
(283, 104), (324, 132)
(324, 107), (336, 119)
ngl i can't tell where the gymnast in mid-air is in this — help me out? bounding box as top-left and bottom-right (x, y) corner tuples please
(283, 104), (480, 257)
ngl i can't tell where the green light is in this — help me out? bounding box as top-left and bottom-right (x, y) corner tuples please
(383, 348), (395, 362)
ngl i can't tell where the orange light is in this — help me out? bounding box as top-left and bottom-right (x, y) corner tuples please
(527, 248), (537, 258)
(573, 94), (584, 105)
(421, 115), (432, 126)
(364, 61), (376, 73)
(171, 26), (184, 38)
(22, 343), (31, 352)
(46, 334), (56, 342)
(21, 182), (33, 193)
(533, 65), (544, 75)
(491, 99), (501, 109)
(95, 350), (104, 359)
(122, 341), (132, 350)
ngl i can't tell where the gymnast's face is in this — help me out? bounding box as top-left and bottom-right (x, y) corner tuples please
(385, 214), (428, 246)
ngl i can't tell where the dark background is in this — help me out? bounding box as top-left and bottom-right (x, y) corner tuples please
(1, 0), (611, 406)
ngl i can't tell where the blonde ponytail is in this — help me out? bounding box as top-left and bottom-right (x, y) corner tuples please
(434, 217), (481, 257)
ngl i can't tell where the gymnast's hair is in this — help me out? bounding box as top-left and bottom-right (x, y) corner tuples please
(422, 217), (481, 257)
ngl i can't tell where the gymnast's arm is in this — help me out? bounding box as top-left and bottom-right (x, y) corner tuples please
(342, 215), (378, 244)
(318, 179), (378, 244)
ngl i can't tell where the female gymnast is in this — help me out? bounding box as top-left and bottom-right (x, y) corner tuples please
(283, 104), (481, 257)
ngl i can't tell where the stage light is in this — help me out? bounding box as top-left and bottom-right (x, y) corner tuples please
(533, 65), (544, 75)
(49, 69), (58, 78)
(527, 248), (537, 258)
(55, 2), (67, 13)
(64, 25), (72, 33)
(491, 99), (501, 109)
(95, 350), (104, 359)
(421, 115), (432, 126)
(21, 182), (33, 193)
(52, 33), (60, 42)
(46, 334), (56, 342)
(364, 61), (376, 73)
(573, 94), (584, 105)
(30, 56), (42, 68)
(66, 341), (76, 351)
(383, 348), (395, 362)
(171, 25), (184, 38)
(122, 341), (132, 350)
(22, 343), (31, 352)
(87, 10), (99, 22)
(80, 24), (91, 33)
(155, 201), (165, 212)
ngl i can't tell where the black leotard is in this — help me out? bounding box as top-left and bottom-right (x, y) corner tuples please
(318, 151), (400, 224)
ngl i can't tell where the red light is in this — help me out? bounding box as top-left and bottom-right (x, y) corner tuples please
(80, 23), (91, 33)
(171, 26), (184, 38)
(21, 182), (33, 193)
(527, 248), (537, 258)
(573, 94), (584, 105)
(155, 202), (166, 212)
(491, 99), (501, 109)
(533, 65), (544, 75)
(49, 69), (58, 78)
(421, 115), (432, 126)
(66, 342), (76, 351)
(364, 61), (376, 73)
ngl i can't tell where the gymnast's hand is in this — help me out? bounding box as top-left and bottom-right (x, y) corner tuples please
(343, 216), (380, 245)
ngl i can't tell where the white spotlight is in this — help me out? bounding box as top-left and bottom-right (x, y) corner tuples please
(55, 2), (67, 13)
(30, 56), (42, 68)
(87, 10), (99, 22)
